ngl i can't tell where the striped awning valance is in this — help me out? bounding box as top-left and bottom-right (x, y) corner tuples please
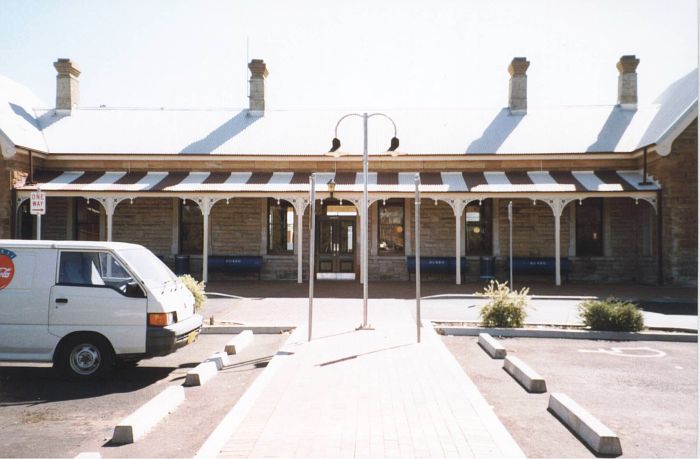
(18, 170), (659, 194)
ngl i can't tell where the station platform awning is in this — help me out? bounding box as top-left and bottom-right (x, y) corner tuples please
(17, 169), (659, 194)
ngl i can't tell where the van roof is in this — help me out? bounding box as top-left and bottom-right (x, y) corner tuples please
(0, 240), (145, 250)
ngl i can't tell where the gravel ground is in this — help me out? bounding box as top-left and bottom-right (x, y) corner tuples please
(443, 336), (698, 458)
(0, 333), (287, 458)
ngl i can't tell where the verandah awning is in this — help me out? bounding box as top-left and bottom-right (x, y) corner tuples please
(18, 170), (659, 194)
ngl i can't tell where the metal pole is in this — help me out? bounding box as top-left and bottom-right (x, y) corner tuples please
(455, 212), (461, 285)
(297, 208), (303, 283)
(202, 205), (209, 283)
(415, 174), (421, 343)
(308, 175), (316, 341)
(508, 201), (513, 289)
(360, 112), (370, 329)
(107, 211), (113, 241)
(554, 206), (561, 286)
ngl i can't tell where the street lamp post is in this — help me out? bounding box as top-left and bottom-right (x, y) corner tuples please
(330, 113), (399, 330)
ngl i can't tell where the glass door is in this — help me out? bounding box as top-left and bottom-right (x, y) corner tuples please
(317, 217), (355, 279)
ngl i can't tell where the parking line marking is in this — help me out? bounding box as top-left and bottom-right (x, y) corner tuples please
(578, 346), (666, 358)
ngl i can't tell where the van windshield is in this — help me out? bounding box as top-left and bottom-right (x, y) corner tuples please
(117, 248), (177, 287)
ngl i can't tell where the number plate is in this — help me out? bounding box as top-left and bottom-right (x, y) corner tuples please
(187, 331), (197, 344)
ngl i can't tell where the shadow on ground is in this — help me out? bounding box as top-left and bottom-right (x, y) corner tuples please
(0, 365), (177, 406)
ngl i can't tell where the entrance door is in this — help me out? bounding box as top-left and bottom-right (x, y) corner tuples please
(317, 217), (356, 280)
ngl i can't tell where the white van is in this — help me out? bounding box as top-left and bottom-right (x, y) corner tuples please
(0, 240), (203, 379)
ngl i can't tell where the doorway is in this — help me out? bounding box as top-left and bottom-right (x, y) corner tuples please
(316, 201), (357, 280)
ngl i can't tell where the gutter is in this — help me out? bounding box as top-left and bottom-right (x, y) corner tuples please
(650, 100), (698, 156)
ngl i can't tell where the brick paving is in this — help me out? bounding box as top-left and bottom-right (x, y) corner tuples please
(212, 299), (525, 458)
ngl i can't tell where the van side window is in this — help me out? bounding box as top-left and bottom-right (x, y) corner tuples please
(58, 252), (105, 286)
(98, 253), (133, 284)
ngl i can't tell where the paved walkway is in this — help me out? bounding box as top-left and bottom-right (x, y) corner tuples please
(199, 300), (525, 458)
(205, 280), (698, 303)
(204, 295), (698, 332)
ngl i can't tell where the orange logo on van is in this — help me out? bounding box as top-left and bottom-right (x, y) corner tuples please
(0, 248), (16, 290)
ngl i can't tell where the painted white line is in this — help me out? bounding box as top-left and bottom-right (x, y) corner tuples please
(478, 333), (507, 359)
(205, 292), (246, 299)
(503, 355), (547, 393)
(194, 327), (303, 459)
(74, 453), (101, 459)
(549, 392), (622, 456)
(578, 346), (667, 358)
(111, 386), (185, 444)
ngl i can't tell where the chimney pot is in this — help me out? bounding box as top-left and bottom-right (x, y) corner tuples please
(248, 59), (268, 116)
(508, 57), (530, 77)
(53, 58), (80, 113)
(508, 57), (530, 115)
(617, 55), (639, 110)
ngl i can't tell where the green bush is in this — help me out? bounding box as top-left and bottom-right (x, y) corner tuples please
(578, 297), (644, 332)
(478, 280), (530, 328)
(179, 274), (207, 311)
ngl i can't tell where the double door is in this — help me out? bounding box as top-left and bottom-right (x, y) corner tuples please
(317, 217), (355, 279)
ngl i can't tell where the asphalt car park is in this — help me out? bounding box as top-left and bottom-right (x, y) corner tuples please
(443, 336), (698, 458)
(0, 333), (287, 458)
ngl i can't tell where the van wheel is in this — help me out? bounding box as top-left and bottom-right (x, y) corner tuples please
(55, 335), (115, 380)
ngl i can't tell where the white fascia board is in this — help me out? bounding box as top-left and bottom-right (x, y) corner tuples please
(653, 100), (698, 156)
(0, 128), (16, 158)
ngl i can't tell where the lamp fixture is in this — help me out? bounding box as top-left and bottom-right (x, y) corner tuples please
(327, 177), (336, 199)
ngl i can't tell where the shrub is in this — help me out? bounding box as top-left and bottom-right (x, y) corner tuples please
(478, 280), (530, 328)
(578, 297), (644, 332)
(179, 274), (207, 311)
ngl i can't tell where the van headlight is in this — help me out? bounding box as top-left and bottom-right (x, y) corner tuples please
(148, 312), (177, 327)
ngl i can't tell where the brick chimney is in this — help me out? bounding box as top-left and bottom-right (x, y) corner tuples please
(248, 59), (268, 116)
(617, 55), (639, 110)
(508, 57), (530, 115)
(53, 58), (80, 114)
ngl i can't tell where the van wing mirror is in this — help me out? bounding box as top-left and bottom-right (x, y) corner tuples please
(124, 281), (146, 298)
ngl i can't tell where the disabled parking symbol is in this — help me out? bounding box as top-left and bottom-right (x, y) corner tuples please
(578, 346), (666, 358)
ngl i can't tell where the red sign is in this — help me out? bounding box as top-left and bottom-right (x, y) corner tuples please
(0, 248), (16, 290)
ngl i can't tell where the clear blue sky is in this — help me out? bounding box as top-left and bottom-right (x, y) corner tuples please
(0, 0), (697, 109)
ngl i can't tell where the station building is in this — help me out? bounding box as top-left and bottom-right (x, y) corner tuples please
(0, 57), (697, 286)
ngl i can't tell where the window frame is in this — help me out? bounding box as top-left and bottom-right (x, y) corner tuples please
(179, 199), (204, 255)
(575, 198), (604, 257)
(56, 250), (144, 297)
(377, 198), (405, 256)
(74, 198), (102, 241)
(267, 198), (295, 255)
(16, 200), (34, 239)
(464, 200), (493, 256)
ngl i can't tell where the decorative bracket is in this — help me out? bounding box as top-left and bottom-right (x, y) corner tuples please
(96, 196), (130, 216)
(194, 197), (218, 217)
(370, 197), (388, 208)
(290, 197), (310, 216)
(437, 198), (479, 217)
(636, 196), (658, 214)
(543, 197), (576, 218)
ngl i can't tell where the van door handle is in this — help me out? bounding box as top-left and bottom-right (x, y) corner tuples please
(55, 298), (68, 304)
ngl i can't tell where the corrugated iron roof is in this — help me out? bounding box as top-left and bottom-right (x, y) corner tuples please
(1, 69), (696, 157)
